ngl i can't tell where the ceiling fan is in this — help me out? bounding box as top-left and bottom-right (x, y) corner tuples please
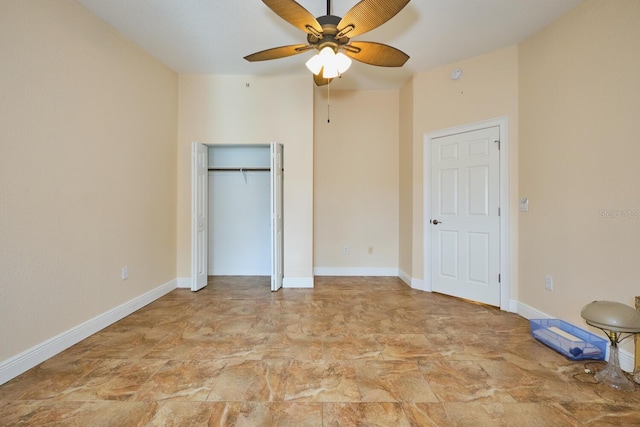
(244, 0), (411, 86)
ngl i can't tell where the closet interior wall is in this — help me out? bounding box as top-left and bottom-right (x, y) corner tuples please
(208, 145), (271, 276)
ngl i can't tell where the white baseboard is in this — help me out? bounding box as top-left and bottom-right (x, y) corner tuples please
(618, 347), (634, 373)
(411, 278), (425, 290)
(0, 279), (177, 386)
(179, 276), (317, 289)
(210, 270), (271, 276)
(313, 267), (399, 277)
(516, 301), (553, 320)
(397, 269), (427, 292)
(508, 299), (519, 313)
(515, 301), (634, 373)
(176, 277), (192, 289)
(398, 269), (412, 287)
(283, 277), (314, 288)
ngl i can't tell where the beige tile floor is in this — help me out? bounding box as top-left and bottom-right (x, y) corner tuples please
(1, 276), (640, 426)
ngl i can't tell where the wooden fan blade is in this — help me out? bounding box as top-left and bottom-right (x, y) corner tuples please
(343, 41), (409, 67)
(337, 0), (410, 39)
(244, 44), (311, 62)
(263, 0), (322, 34)
(313, 72), (332, 86)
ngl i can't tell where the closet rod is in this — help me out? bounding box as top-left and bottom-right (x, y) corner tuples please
(208, 167), (271, 172)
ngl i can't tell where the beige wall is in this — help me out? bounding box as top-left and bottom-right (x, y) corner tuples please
(314, 90), (399, 272)
(0, 0), (178, 360)
(398, 80), (414, 280)
(518, 0), (640, 351)
(408, 47), (520, 297)
(177, 75), (314, 283)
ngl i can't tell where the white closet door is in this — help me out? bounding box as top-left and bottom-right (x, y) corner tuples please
(271, 142), (284, 291)
(191, 142), (208, 291)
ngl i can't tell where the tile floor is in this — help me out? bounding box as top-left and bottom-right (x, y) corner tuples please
(1, 276), (640, 426)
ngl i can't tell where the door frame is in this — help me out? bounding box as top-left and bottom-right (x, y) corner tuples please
(191, 142), (284, 291)
(423, 117), (510, 311)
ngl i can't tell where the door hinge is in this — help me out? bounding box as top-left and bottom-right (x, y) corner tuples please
(498, 274), (501, 283)
(495, 140), (501, 150)
(498, 207), (501, 216)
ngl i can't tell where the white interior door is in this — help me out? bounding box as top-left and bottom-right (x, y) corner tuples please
(431, 126), (500, 306)
(270, 142), (284, 291)
(191, 142), (208, 291)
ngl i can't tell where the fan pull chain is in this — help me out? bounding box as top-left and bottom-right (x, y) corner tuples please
(327, 78), (331, 123)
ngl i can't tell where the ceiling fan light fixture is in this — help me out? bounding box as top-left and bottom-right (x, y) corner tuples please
(322, 63), (339, 79)
(305, 53), (324, 75)
(335, 52), (352, 74)
(321, 47), (338, 78)
(245, 0), (412, 86)
(306, 46), (352, 78)
(319, 46), (335, 60)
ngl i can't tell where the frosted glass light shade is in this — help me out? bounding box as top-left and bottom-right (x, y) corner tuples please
(305, 47), (352, 78)
(305, 54), (323, 75)
(319, 46), (335, 59)
(335, 52), (352, 74)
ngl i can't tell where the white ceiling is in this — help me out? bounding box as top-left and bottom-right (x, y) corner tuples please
(74, 0), (582, 90)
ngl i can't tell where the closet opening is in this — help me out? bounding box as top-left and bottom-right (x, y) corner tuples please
(191, 143), (284, 292)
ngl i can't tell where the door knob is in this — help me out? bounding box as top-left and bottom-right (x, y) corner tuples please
(432, 219), (442, 225)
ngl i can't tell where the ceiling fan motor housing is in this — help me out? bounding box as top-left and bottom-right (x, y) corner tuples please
(307, 15), (350, 52)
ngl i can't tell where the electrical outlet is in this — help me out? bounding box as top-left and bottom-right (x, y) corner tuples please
(343, 246), (349, 254)
(121, 266), (128, 280)
(545, 275), (553, 291)
(368, 246), (373, 254)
